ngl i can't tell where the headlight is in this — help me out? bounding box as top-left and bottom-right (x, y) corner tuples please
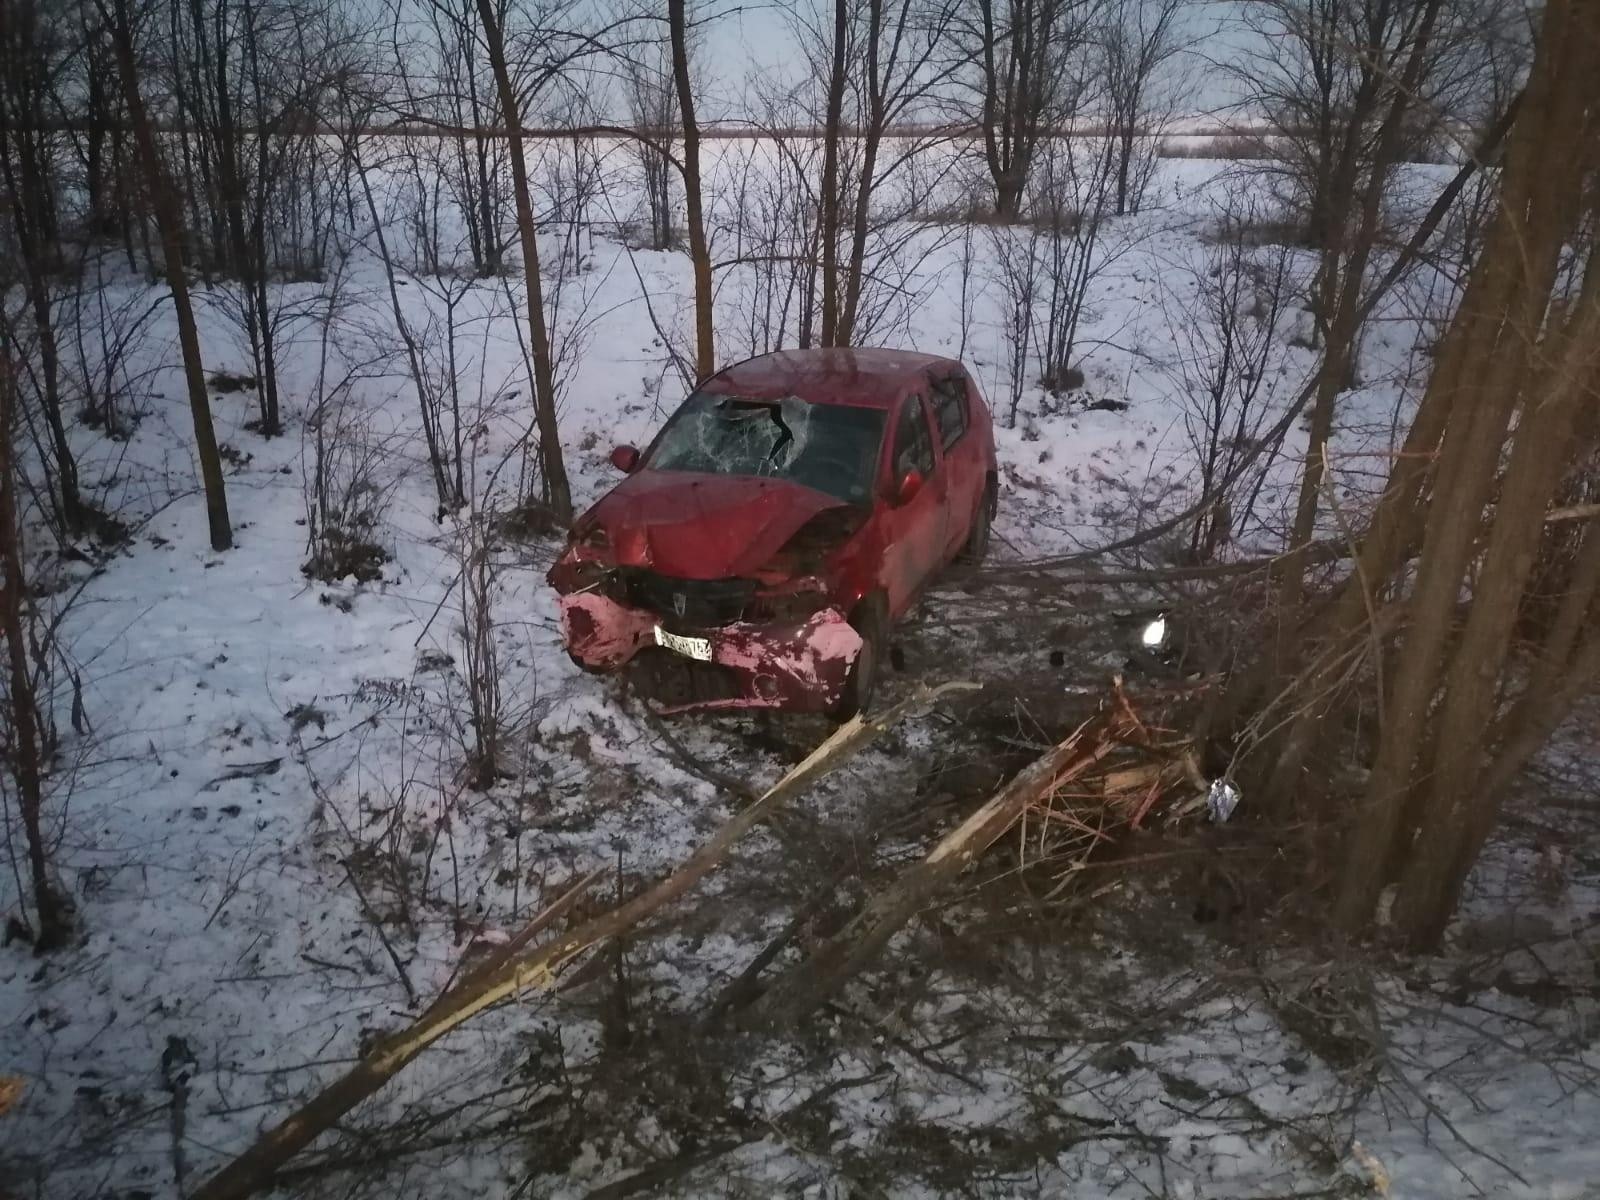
(1140, 615), (1168, 649)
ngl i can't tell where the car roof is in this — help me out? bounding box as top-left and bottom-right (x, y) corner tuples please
(699, 348), (961, 410)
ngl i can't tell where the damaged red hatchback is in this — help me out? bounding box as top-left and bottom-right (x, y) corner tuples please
(548, 348), (997, 715)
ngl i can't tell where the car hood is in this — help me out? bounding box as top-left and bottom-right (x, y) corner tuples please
(579, 471), (851, 579)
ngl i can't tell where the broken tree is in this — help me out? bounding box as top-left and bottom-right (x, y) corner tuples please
(191, 682), (974, 1200)
(748, 682), (1146, 1026)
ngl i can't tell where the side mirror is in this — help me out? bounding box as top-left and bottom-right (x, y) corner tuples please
(894, 469), (923, 506)
(609, 444), (640, 473)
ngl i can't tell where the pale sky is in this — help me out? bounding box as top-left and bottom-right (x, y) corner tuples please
(688, 0), (1255, 121)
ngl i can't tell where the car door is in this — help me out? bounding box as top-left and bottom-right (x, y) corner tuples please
(930, 372), (986, 562)
(876, 392), (946, 617)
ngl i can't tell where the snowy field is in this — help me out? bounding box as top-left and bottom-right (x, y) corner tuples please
(3, 144), (1598, 1199)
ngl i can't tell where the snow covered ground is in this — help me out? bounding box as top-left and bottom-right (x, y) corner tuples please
(3, 148), (1597, 1199)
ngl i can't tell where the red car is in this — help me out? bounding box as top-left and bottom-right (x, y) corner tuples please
(548, 348), (998, 715)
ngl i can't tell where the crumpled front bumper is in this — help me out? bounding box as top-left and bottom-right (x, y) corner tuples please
(558, 590), (863, 713)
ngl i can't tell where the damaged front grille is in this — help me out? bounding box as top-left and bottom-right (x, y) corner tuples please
(614, 570), (756, 630)
(627, 648), (747, 707)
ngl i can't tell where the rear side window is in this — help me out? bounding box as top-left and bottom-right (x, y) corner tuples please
(893, 396), (935, 480)
(933, 377), (967, 450)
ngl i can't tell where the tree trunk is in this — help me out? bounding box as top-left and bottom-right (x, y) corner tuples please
(475, 0), (572, 521)
(1394, 266), (1600, 943)
(668, 0), (713, 379)
(817, 0), (848, 347)
(1332, 0), (1596, 933)
(0, 357), (72, 950)
(107, 0), (233, 551)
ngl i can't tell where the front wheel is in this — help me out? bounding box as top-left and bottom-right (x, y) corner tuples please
(832, 598), (885, 720)
(960, 482), (997, 564)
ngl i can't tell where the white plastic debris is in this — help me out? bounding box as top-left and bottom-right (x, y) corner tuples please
(1206, 779), (1240, 823)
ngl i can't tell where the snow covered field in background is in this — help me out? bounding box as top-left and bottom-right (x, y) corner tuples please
(2, 148), (1597, 1199)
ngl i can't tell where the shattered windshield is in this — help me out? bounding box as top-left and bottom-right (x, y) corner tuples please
(646, 392), (886, 504)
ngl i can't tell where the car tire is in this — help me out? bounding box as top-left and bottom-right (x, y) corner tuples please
(832, 597), (885, 721)
(960, 481), (997, 564)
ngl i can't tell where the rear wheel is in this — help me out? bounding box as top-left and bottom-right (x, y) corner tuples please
(960, 481), (997, 564)
(832, 597), (885, 720)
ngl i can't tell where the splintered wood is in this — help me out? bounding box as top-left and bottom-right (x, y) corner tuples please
(1019, 690), (1211, 902)
(750, 678), (1213, 1026)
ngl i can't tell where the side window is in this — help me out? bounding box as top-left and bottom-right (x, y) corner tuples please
(893, 395), (935, 480)
(933, 377), (968, 450)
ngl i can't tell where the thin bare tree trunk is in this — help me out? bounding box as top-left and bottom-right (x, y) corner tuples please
(0, 357), (71, 949)
(668, 0), (714, 378)
(475, 0), (571, 520)
(105, 0), (233, 551)
(1274, 0), (1444, 621)
(817, 0), (847, 346)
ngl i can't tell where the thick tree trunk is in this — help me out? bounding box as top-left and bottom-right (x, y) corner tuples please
(107, 0), (233, 551)
(1211, 99), (1526, 798)
(475, 0), (571, 521)
(1394, 270), (1600, 943)
(1333, 0), (1597, 932)
(668, 0), (713, 379)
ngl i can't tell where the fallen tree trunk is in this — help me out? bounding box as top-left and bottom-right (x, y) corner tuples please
(193, 681), (975, 1200)
(747, 683), (1144, 1027)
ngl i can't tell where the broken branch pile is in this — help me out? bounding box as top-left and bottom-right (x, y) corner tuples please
(1015, 692), (1218, 902)
(748, 678), (1227, 1026)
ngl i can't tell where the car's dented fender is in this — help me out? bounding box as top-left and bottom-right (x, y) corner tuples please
(558, 590), (864, 708)
(714, 607), (863, 700)
(560, 589), (655, 669)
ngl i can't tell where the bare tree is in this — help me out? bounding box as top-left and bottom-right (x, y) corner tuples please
(102, 0), (233, 550)
(1101, 0), (1186, 217)
(624, 39), (679, 251)
(1163, 202), (1295, 560)
(1033, 133), (1123, 391)
(1220, 0), (1503, 631)
(988, 219), (1044, 426)
(474, 0), (572, 520)
(711, 86), (825, 358)
(668, 0), (714, 378)
(1219, 0), (1600, 945)
(421, 0), (510, 278)
(301, 249), (399, 583)
(963, 0), (1097, 220)
(801, 0), (966, 346)
(0, 355), (72, 949)
(0, 0), (85, 538)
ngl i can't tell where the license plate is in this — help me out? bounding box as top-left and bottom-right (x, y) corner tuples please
(654, 625), (712, 662)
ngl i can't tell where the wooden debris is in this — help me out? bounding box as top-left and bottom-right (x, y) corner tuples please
(747, 680), (1151, 1027)
(0, 1075), (21, 1117)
